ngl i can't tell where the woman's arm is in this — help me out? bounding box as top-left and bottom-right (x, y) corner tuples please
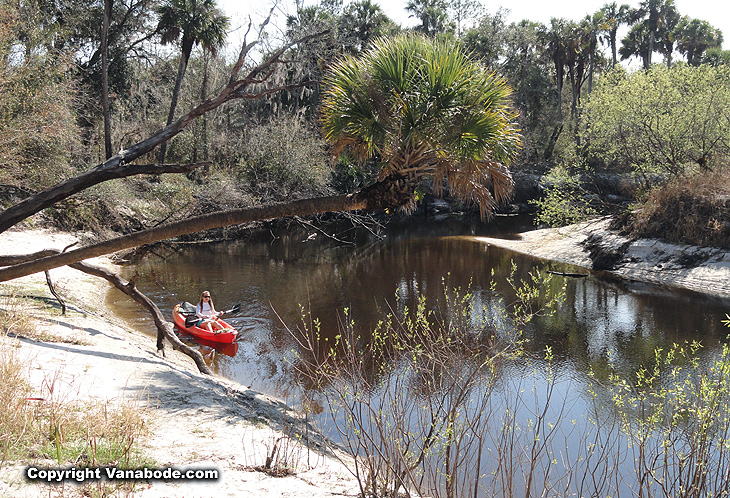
(196, 303), (207, 319)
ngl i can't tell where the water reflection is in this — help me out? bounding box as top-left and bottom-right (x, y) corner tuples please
(107, 215), (730, 405)
(105, 216), (730, 495)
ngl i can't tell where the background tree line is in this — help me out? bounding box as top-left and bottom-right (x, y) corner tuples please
(0, 0), (729, 245)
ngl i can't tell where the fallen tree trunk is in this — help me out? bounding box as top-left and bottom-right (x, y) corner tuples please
(0, 172), (417, 283)
(0, 251), (212, 375)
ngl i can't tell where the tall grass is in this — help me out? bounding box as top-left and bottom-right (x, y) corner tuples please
(0, 298), (151, 474)
(0, 294), (36, 338)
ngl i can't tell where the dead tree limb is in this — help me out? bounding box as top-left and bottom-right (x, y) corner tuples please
(0, 25), (327, 234)
(0, 250), (211, 374)
(70, 261), (212, 375)
(44, 270), (66, 315)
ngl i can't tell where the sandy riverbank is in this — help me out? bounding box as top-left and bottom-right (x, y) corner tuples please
(3, 219), (730, 497)
(0, 228), (359, 498)
(462, 217), (730, 298)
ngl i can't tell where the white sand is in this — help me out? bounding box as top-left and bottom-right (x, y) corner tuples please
(0, 228), (359, 498)
(3, 219), (729, 497)
(462, 217), (730, 297)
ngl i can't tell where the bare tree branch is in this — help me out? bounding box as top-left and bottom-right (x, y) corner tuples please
(45, 270), (66, 315)
(0, 249), (212, 374)
(0, 29), (327, 234)
(70, 260), (212, 374)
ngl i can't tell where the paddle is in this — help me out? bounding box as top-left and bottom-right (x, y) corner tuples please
(182, 302), (241, 328)
(219, 303), (241, 316)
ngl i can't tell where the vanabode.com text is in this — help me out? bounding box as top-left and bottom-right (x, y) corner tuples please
(25, 466), (219, 482)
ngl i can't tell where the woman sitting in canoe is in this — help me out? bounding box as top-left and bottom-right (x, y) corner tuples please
(195, 291), (228, 333)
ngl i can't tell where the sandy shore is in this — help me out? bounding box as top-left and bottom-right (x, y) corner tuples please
(462, 217), (730, 298)
(3, 220), (729, 497)
(0, 229), (358, 498)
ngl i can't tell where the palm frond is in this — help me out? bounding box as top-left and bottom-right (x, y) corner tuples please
(320, 34), (521, 218)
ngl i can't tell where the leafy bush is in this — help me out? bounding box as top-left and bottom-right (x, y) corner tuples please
(583, 65), (730, 178)
(236, 116), (332, 201)
(290, 273), (730, 497)
(531, 164), (597, 227)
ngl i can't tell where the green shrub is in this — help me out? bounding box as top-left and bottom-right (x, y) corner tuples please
(531, 164), (597, 227)
(583, 65), (730, 178)
(237, 116), (331, 201)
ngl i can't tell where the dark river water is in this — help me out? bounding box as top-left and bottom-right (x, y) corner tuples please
(107, 214), (730, 493)
(108, 215), (730, 397)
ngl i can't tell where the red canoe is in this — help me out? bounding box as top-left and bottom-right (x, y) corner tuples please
(191, 336), (239, 357)
(172, 303), (238, 344)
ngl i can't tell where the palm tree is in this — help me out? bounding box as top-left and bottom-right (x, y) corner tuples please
(340, 0), (394, 53)
(0, 35), (522, 281)
(156, 0), (228, 164)
(582, 13), (606, 96)
(654, 7), (680, 67)
(599, 2), (632, 66)
(320, 35), (521, 218)
(620, 22), (652, 68)
(405, 0), (454, 36)
(675, 17), (724, 66)
(635, 0), (678, 67)
(539, 19), (571, 122)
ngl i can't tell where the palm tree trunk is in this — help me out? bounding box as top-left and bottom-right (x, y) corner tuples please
(647, 29), (655, 67)
(0, 196), (363, 282)
(0, 172), (422, 283)
(611, 30), (618, 66)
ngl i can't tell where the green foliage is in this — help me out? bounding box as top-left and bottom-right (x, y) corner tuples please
(701, 47), (730, 66)
(583, 64), (730, 177)
(156, 0), (229, 55)
(338, 0), (398, 53)
(0, 7), (82, 192)
(597, 340), (730, 496)
(237, 116), (332, 201)
(320, 34), (521, 218)
(329, 155), (379, 194)
(461, 9), (508, 68)
(405, 0), (454, 36)
(675, 16), (724, 66)
(531, 164), (597, 227)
